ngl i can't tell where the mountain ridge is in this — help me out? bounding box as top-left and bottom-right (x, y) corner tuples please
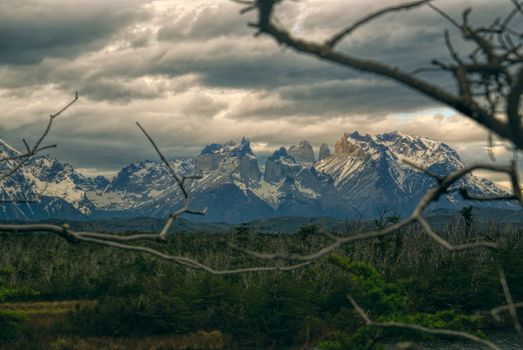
(0, 131), (517, 222)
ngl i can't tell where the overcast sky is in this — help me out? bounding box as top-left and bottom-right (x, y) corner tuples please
(0, 0), (520, 187)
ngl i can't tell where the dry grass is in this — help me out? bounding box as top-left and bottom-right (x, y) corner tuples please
(0, 299), (97, 331)
(0, 300), (97, 315)
(0, 333), (229, 350)
(46, 331), (230, 350)
(0, 300), (230, 349)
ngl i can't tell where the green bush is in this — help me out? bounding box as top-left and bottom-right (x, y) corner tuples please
(320, 256), (482, 349)
(0, 230), (522, 348)
(0, 310), (25, 342)
(0, 267), (28, 342)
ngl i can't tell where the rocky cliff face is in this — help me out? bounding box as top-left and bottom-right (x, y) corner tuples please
(288, 140), (316, 164)
(334, 133), (367, 158)
(196, 137), (261, 184)
(258, 146), (351, 217)
(318, 143), (331, 161)
(263, 147), (300, 183)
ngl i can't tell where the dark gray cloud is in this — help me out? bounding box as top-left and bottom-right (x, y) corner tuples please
(227, 78), (441, 120)
(0, 0), (503, 108)
(0, 0), (151, 65)
(157, 1), (255, 41)
(0, 0), (518, 185)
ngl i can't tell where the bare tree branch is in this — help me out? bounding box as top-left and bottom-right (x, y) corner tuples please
(491, 302), (523, 321)
(240, 0), (523, 149)
(347, 294), (503, 350)
(498, 268), (523, 344)
(0, 92), (78, 182)
(325, 0), (432, 49)
(135, 122), (207, 240)
(459, 188), (519, 201)
(0, 222), (312, 274)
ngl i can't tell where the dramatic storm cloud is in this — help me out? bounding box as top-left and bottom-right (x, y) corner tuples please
(0, 0), (519, 186)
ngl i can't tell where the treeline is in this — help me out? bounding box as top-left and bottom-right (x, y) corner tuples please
(0, 222), (522, 349)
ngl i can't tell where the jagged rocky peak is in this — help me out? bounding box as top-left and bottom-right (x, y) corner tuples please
(91, 175), (110, 189)
(334, 133), (366, 158)
(288, 140), (316, 164)
(318, 143), (331, 161)
(110, 160), (171, 192)
(263, 147), (300, 183)
(375, 131), (462, 168)
(268, 147), (294, 162)
(200, 137), (253, 156)
(197, 137), (261, 183)
(239, 138), (261, 183)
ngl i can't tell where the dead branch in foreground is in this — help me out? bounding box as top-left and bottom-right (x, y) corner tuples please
(0, 92), (78, 183)
(234, 0), (523, 150)
(0, 0), (521, 346)
(0, 119), (519, 274)
(347, 294), (503, 350)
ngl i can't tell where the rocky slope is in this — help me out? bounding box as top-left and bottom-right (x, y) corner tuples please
(316, 131), (513, 215)
(0, 139), (105, 220)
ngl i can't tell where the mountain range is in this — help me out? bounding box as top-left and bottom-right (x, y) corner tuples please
(0, 131), (517, 223)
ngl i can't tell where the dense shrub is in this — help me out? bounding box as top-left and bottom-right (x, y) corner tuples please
(0, 227), (521, 347)
(320, 256), (482, 349)
(0, 267), (28, 342)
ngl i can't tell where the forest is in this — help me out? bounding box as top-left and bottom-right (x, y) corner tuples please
(0, 217), (522, 349)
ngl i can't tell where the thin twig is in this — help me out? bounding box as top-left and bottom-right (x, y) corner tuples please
(491, 302), (523, 321)
(498, 268), (523, 344)
(0, 93), (78, 182)
(135, 122), (207, 240)
(325, 0), (431, 49)
(240, 0), (523, 149)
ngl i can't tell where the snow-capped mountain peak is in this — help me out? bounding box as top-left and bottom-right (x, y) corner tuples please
(200, 137), (254, 158)
(0, 133), (516, 222)
(317, 131), (514, 215)
(0, 138), (22, 160)
(374, 131), (463, 171)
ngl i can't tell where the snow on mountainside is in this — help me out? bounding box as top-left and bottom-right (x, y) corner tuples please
(90, 138), (273, 222)
(316, 131), (514, 215)
(0, 139), (104, 219)
(87, 159), (194, 212)
(256, 146), (351, 217)
(0, 132), (517, 222)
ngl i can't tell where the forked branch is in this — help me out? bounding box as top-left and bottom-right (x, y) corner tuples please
(237, 0), (523, 149)
(0, 92), (78, 183)
(0, 122), (310, 274)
